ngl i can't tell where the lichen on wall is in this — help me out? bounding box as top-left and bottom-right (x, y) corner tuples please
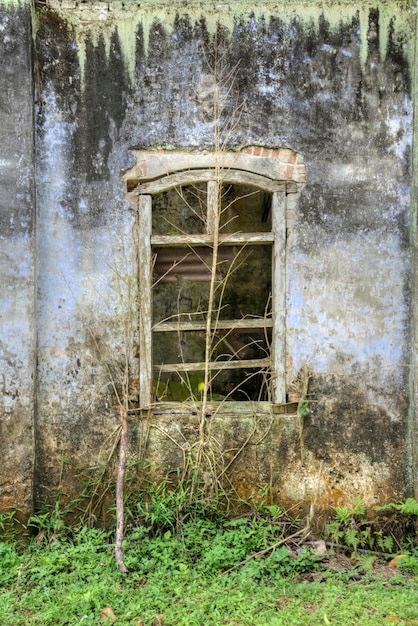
(37, 0), (415, 86)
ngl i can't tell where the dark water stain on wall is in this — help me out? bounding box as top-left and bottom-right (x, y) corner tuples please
(0, 4), (35, 238)
(36, 10), (130, 227)
(77, 29), (130, 183)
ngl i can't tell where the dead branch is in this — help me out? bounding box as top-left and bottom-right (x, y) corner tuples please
(114, 405), (128, 573)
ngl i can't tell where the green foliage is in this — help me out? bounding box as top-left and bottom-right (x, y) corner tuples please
(27, 501), (69, 538)
(1, 520), (418, 626)
(155, 372), (227, 402)
(353, 552), (376, 575)
(396, 552), (418, 575)
(154, 372), (205, 402)
(375, 497), (418, 516)
(374, 530), (394, 554)
(4, 490), (418, 625)
(129, 476), (226, 535)
(326, 496), (418, 558)
(199, 521), (267, 572)
(0, 510), (22, 543)
(326, 497), (370, 551)
(398, 498), (418, 515)
(3, 488), (418, 625)
(298, 399), (312, 418)
(0, 543), (21, 587)
(333, 497), (366, 523)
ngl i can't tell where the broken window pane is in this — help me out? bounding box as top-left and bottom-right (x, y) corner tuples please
(152, 244), (272, 324)
(152, 184), (207, 235)
(220, 185), (272, 233)
(154, 363), (272, 402)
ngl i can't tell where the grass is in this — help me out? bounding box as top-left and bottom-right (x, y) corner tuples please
(1, 502), (418, 626)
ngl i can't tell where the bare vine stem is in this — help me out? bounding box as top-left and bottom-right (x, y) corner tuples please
(114, 405), (128, 573)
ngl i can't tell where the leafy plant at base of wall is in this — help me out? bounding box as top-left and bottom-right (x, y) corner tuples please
(0, 509), (24, 543)
(374, 497), (418, 556)
(26, 501), (69, 540)
(326, 497), (418, 557)
(75, 453), (141, 531)
(326, 497), (371, 552)
(374, 530), (395, 554)
(123, 487), (319, 579)
(351, 552), (377, 575)
(395, 551), (418, 574)
(126, 466), (237, 539)
(3, 523), (418, 626)
(25, 452), (88, 542)
(374, 497), (418, 517)
(131, 479), (201, 533)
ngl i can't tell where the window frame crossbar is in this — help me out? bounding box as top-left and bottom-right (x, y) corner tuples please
(155, 358), (271, 373)
(153, 318), (273, 332)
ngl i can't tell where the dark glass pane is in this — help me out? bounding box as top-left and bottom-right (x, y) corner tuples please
(152, 244), (272, 324)
(220, 184), (272, 233)
(152, 184), (207, 235)
(153, 330), (271, 402)
(154, 367), (272, 402)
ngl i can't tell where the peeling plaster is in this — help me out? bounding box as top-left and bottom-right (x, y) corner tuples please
(279, 451), (392, 509)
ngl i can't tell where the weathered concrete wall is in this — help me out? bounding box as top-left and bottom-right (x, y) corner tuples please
(0, 0), (36, 519)
(0, 0), (416, 518)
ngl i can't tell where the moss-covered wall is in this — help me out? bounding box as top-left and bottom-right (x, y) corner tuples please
(0, 0), (416, 518)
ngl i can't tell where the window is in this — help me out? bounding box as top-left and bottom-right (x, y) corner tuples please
(126, 149), (304, 413)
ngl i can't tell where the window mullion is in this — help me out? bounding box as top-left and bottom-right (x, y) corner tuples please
(138, 194), (153, 408)
(271, 191), (286, 403)
(206, 179), (219, 236)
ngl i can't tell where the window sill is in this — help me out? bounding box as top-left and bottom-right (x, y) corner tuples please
(140, 401), (298, 418)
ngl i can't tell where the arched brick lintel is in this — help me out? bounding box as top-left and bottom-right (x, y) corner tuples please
(241, 146), (306, 184)
(125, 146), (306, 192)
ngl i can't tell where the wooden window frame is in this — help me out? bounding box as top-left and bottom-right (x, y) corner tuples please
(135, 168), (290, 414)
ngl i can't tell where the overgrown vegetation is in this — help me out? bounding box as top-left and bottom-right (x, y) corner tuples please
(1, 492), (418, 625)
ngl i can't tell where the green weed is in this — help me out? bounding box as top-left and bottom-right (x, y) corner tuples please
(375, 497), (418, 518)
(326, 496), (418, 556)
(2, 492), (418, 624)
(0, 523), (417, 626)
